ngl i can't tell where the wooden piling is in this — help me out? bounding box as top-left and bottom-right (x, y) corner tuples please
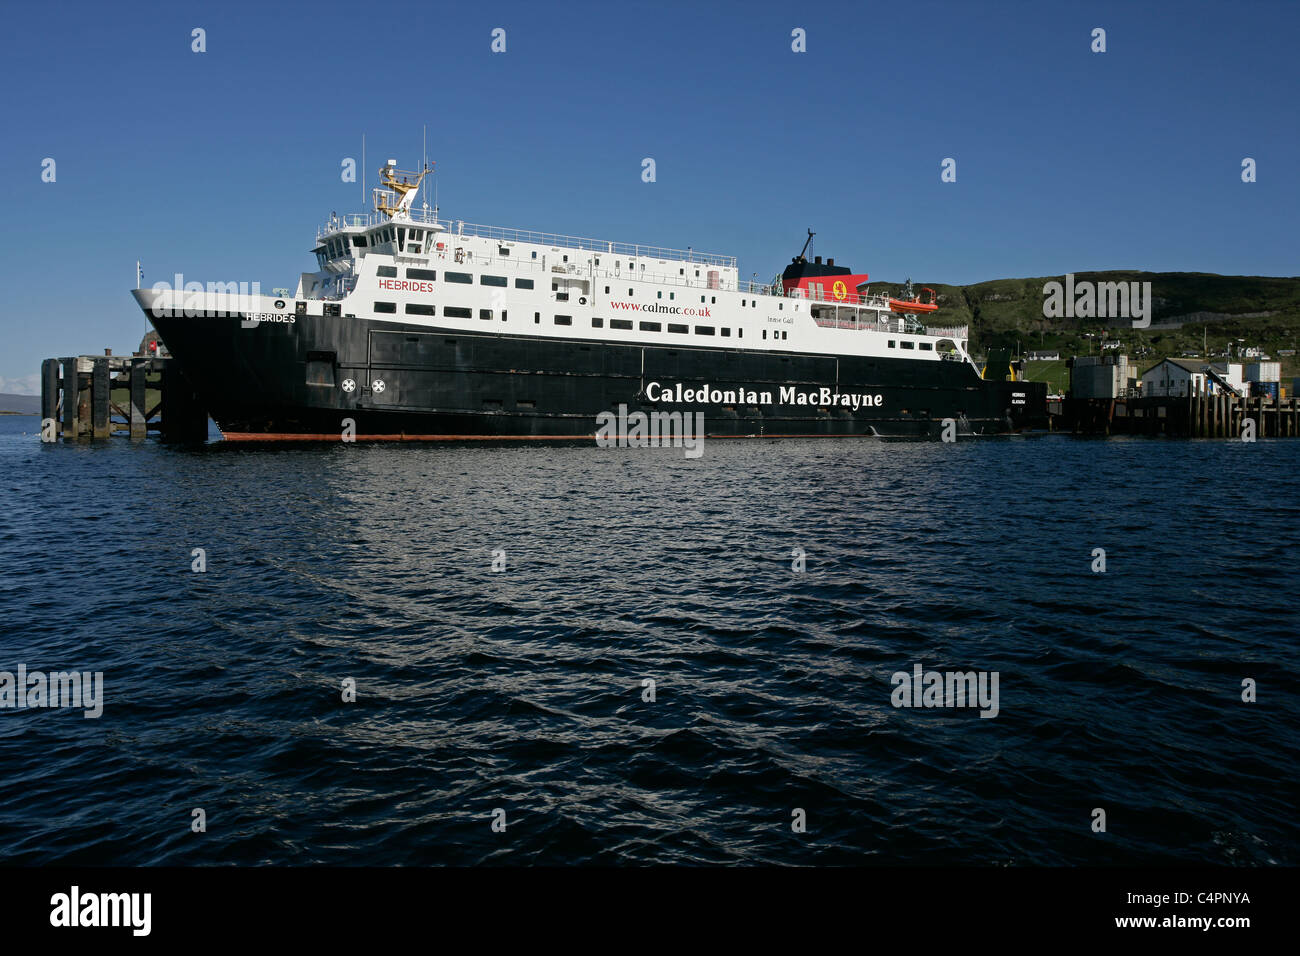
(60, 357), (79, 440)
(40, 359), (59, 431)
(129, 358), (149, 440)
(91, 357), (111, 439)
(40, 354), (200, 442)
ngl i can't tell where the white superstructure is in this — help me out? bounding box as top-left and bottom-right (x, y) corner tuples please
(294, 163), (973, 367)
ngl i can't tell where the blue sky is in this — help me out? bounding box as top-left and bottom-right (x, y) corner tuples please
(0, 0), (1296, 391)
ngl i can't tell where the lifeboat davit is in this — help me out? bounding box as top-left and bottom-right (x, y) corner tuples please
(888, 287), (939, 313)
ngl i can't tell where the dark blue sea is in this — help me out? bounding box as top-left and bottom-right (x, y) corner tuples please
(1, 415), (1296, 866)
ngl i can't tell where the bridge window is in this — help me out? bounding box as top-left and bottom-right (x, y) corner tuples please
(377, 266), (397, 278)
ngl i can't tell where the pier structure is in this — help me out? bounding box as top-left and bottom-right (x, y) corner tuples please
(1059, 384), (1299, 437)
(38, 352), (210, 442)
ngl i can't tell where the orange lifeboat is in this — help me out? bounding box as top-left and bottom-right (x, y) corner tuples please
(888, 286), (939, 314)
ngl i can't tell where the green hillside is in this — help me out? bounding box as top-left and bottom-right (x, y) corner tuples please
(872, 272), (1300, 384)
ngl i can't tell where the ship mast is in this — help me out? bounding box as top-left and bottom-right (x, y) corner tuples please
(795, 228), (815, 263)
(374, 160), (433, 221)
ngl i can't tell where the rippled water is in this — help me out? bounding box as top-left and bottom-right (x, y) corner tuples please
(0, 415), (1296, 865)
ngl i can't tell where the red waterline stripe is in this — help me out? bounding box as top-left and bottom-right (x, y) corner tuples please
(219, 432), (886, 442)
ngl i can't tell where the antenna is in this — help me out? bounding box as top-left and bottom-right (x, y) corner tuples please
(361, 133), (366, 205)
(422, 124), (427, 210)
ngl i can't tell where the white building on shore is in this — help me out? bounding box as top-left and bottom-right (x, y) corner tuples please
(1140, 359), (1243, 397)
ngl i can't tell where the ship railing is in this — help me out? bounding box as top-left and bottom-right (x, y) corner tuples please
(316, 212), (737, 267)
(926, 326), (969, 341)
(316, 214), (372, 238)
(811, 314), (910, 333)
(737, 278), (780, 296)
(407, 212), (738, 268)
(788, 285), (895, 308)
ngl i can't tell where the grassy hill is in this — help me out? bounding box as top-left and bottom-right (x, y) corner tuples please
(873, 272), (1300, 386)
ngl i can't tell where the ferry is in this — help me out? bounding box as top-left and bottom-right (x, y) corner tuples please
(132, 159), (1047, 440)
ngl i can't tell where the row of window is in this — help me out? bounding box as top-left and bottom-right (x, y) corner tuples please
(373, 304), (748, 339)
(595, 286), (782, 310)
(374, 265), (533, 289)
(368, 303), (940, 354)
(369, 265), (783, 313)
(376, 302), (928, 351)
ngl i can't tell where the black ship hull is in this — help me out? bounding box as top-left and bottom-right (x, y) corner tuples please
(148, 312), (1048, 440)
